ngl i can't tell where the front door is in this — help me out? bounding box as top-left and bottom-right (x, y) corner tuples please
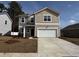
(31, 29), (34, 37)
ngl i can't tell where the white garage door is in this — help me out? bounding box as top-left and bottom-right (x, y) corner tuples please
(37, 29), (56, 37)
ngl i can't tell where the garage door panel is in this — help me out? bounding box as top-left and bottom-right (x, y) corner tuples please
(37, 29), (56, 37)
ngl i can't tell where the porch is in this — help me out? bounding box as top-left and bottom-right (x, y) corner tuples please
(19, 26), (35, 37)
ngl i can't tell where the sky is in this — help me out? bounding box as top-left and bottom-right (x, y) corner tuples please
(1, 1), (79, 28)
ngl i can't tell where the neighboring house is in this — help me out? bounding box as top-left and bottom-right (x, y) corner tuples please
(61, 23), (79, 38)
(0, 12), (12, 35)
(18, 7), (60, 38)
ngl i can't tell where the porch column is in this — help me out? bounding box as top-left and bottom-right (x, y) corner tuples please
(23, 27), (25, 38)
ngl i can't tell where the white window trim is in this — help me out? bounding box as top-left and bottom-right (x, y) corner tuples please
(5, 20), (7, 25)
(43, 14), (52, 22)
(21, 17), (25, 23)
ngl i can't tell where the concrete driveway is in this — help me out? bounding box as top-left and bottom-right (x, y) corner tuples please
(0, 38), (79, 57)
(38, 38), (79, 57)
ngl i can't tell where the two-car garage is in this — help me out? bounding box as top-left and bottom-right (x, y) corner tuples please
(37, 29), (57, 37)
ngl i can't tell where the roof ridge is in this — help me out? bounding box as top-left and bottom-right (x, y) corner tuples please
(33, 7), (59, 15)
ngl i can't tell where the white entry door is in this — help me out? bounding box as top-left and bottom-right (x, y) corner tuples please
(37, 29), (57, 37)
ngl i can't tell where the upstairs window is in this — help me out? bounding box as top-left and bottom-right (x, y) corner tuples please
(44, 16), (51, 21)
(21, 18), (25, 22)
(44, 16), (47, 21)
(48, 16), (51, 21)
(5, 20), (7, 24)
(31, 18), (34, 22)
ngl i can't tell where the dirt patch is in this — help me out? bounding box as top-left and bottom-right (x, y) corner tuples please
(0, 36), (37, 53)
(4, 40), (20, 44)
(61, 37), (79, 45)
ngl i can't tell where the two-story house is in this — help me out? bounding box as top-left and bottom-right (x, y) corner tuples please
(18, 7), (60, 38)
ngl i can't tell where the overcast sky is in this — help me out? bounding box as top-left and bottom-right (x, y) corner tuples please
(1, 1), (79, 28)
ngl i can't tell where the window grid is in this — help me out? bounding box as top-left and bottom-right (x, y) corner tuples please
(44, 16), (51, 21)
(5, 20), (7, 24)
(21, 18), (24, 22)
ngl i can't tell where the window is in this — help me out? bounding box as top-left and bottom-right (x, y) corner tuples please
(48, 16), (51, 21)
(44, 16), (51, 21)
(5, 20), (7, 24)
(31, 18), (34, 22)
(44, 16), (47, 21)
(21, 18), (24, 22)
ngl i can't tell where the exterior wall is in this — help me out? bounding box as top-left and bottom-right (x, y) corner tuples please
(18, 15), (35, 37)
(0, 13), (12, 35)
(19, 16), (27, 26)
(18, 9), (60, 37)
(18, 16), (27, 36)
(19, 15), (35, 27)
(35, 9), (58, 23)
(35, 9), (60, 37)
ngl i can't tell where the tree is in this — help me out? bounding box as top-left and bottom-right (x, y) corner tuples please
(0, 3), (7, 12)
(8, 1), (24, 32)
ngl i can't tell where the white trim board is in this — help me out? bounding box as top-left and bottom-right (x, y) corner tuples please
(35, 23), (59, 25)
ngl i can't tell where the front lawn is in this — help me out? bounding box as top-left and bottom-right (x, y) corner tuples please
(0, 36), (37, 53)
(61, 37), (79, 45)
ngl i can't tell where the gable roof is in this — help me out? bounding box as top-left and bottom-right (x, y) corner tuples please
(6, 13), (13, 22)
(33, 7), (59, 15)
(18, 14), (29, 17)
(0, 12), (12, 22)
